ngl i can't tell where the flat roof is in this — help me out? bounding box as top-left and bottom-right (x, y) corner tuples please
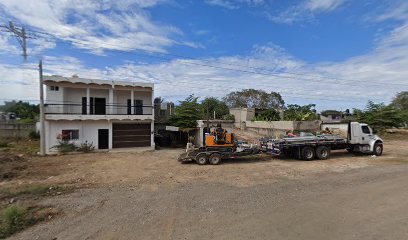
(43, 75), (153, 88)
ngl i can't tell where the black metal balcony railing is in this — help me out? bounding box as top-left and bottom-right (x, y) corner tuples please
(44, 103), (153, 115)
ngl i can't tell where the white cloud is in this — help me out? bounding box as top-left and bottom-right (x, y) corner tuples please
(270, 0), (346, 24)
(0, 0), (197, 54)
(205, 0), (264, 10)
(304, 0), (345, 12)
(2, 34), (405, 110)
(1, 1), (407, 110)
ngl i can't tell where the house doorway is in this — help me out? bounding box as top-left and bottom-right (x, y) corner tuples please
(98, 129), (109, 149)
(94, 98), (106, 115)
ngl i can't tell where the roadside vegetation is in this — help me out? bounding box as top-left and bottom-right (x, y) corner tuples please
(0, 100), (39, 123)
(354, 92), (408, 131)
(0, 184), (61, 239)
(0, 138), (63, 238)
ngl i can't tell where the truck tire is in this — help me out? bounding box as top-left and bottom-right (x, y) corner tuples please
(209, 153), (222, 165)
(316, 146), (330, 160)
(373, 142), (383, 156)
(301, 146), (315, 161)
(195, 153), (208, 165)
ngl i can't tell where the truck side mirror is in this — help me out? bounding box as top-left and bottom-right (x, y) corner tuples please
(372, 129), (378, 134)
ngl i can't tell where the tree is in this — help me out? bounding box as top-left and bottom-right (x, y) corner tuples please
(0, 100), (39, 120)
(200, 97), (229, 119)
(168, 95), (201, 128)
(283, 104), (318, 121)
(253, 109), (281, 121)
(353, 101), (403, 130)
(390, 91), (408, 110)
(223, 89), (285, 110)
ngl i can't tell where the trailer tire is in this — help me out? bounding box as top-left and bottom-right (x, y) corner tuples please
(301, 146), (315, 161)
(373, 142), (383, 156)
(209, 153), (222, 165)
(316, 146), (330, 160)
(195, 153), (208, 165)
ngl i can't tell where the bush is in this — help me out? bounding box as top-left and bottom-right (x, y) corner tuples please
(0, 140), (8, 148)
(0, 206), (34, 238)
(28, 130), (40, 140)
(51, 140), (77, 153)
(77, 141), (95, 153)
(222, 114), (235, 121)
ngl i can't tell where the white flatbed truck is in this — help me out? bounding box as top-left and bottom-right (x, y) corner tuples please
(263, 122), (384, 160)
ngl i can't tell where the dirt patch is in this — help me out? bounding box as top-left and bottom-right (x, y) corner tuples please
(0, 138), (408, 239)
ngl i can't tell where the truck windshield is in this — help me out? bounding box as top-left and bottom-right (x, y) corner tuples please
(361, 126), (371, 134)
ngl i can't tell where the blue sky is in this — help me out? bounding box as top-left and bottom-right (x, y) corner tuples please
(0, 0), (407, 111)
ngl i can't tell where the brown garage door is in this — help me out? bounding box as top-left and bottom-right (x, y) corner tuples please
(113, 123), (151, 148)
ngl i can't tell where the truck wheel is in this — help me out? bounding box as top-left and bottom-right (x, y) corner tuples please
(209, 153), (222, 165)
(373, 142), (383, 156)
(346, 148), (354, 153)
(316, 146), (330, 160)
(301, 147), (315, 161)
(195, 153), (208, 165)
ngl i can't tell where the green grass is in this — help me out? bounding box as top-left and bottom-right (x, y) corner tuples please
(0, 139), (39, 155)
(0, 140), (8, 148)
(0, 205), (35, 239)
(0, 184), (61, 199)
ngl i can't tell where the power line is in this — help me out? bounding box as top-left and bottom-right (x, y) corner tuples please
(9, 23), (407, 88)
(0, 22), (28, 61)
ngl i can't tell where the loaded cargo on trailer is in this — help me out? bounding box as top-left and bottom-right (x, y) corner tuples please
(178, 122), (384, 165)
(262, 122), (383, 160)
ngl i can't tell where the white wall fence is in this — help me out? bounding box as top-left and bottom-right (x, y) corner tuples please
(243, 120), (321, 137)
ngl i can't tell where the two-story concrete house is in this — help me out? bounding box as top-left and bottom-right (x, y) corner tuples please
(43, 75), (154, 154)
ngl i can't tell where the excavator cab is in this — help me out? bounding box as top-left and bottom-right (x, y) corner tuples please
(205, 124), (235, 150)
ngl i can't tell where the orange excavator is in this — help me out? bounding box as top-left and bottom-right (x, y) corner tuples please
(204, 123), (235, 150)
(179, 124), (260, 165)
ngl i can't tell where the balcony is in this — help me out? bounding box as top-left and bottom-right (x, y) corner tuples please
(44, 103), (153, 121)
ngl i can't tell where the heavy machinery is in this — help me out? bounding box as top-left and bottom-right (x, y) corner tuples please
(178, 124), (260, 165)
(179, 121), (384, 164)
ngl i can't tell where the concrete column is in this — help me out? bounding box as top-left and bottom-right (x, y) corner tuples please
(86, 87), (90, 114)
(151, 88), (154, 117)
(130, 90), (134, 115)
(109, 89), (114, 114)
(108, 120), (113, 149)
(45, 120), (50, 154)
(150, 121), (155, 150)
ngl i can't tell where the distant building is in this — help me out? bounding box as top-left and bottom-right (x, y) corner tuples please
(154, 98), (174, 123)
(0, 112), (17, 121)
(319, 110), (351, 123)
(229, 108), (283, 128)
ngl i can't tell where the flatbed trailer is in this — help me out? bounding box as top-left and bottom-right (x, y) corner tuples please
(262, 121), (384, 160)
(178, 146), (261, 165)
(262, 135), (349, 160)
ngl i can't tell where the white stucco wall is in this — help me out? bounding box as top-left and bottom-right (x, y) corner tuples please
(229, 108), (255, 128)
(45, 120), (110, 153)
(45, 119), (155, 154)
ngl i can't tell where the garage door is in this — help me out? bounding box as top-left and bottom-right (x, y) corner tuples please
(112, 123), (151, 148)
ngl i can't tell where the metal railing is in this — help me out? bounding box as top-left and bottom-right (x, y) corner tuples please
(44, 103), (153, 115)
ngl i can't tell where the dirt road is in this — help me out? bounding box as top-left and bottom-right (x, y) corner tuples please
(11, 160), (408, 240)
(6, 137), (408, 240)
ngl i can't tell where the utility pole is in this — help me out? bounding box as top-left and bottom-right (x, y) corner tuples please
(4, 21), (28, 61)
(39, 60), (46, 155)
(206, 100), (210, 131)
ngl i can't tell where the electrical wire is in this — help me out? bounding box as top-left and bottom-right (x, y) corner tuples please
(6, 23), (406, 88)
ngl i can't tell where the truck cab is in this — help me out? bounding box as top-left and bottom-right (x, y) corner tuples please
(348, 122), (383, 155)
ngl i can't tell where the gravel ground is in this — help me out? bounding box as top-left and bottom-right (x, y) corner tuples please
(5, 137), (408, 240)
